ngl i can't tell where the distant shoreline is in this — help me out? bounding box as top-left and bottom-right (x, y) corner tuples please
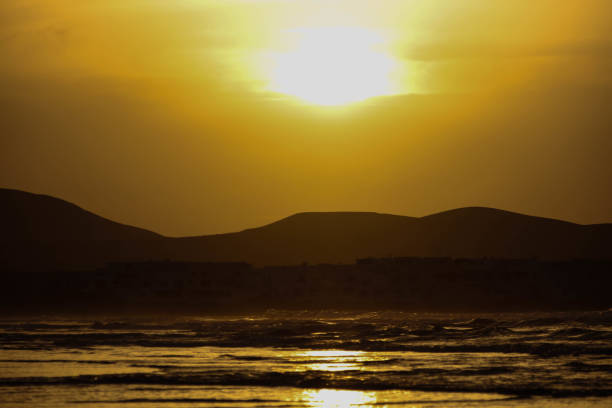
(2, 257), (610, 315)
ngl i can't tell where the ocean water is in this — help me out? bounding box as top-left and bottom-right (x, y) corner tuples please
(0, 311), (611, 407)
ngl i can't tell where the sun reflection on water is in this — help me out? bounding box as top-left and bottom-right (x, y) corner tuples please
(294, 351), (378, 406)
(295, 350), (367, 372)
(302, 389), (377, 408)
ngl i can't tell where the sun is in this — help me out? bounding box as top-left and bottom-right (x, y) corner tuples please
(264, 27), (398, 106)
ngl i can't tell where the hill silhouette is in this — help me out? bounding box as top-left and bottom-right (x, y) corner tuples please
(1, 189), (161, 241)
(0, 189), (163, 270)
(1, 188), (611, 270)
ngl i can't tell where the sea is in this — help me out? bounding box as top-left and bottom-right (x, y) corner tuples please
(0, 311), (611, 407)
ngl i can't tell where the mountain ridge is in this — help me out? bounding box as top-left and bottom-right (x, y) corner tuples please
(0, 188), (162, 241)
(1, 188), (611, 270)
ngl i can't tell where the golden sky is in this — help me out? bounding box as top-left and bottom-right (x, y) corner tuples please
(1, 0), (611, 235)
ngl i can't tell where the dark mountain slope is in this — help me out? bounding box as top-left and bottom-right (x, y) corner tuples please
(0, 189), (161, 241)
(170, 208), (612, 265)
(413, 207), (602, 259)
(170, 212), (421, 265)
(1, 188), (611, 270)
(0, 189), (163, 270)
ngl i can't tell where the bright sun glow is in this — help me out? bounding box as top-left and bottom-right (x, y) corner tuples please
(265, 27), (399, 106)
